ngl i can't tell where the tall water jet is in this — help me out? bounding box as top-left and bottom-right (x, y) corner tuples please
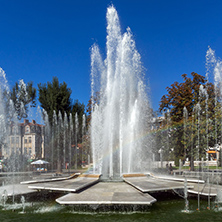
(81, 114), (86, 166)
(206, 47), (222, 208)
(90, 6), (152, 180)
(69, 113), (73, 172)
(63, 113), (68, 169)
(0, 69), (9, 161)
(52, 110), (57, 171)
(42, 109), (51, 163)
(57, 111), (62, 172)
(75, 113), (79, 169)
(183, 106), (188, 160)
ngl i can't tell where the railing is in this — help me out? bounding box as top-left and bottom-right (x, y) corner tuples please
(183, 171), (222, 184)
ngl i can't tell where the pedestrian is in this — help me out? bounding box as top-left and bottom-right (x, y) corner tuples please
(166, 163), (169, 173)
(169, 163), (173, 175)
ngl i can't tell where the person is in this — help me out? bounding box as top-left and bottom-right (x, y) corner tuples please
(166, 163), (169, 173)
(169, 163), (173, 175)
(0, 164), (2, 172)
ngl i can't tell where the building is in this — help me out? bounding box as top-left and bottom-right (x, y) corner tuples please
(151, 116), (165, 130)
(2, 119), (44, 160)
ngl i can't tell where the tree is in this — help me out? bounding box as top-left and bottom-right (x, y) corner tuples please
(38, 77), (88, 170)
(86, 91), (100, 127)
(160, 72), (206, 121)
(71, 100), (85, 141)
(159, 72), (217, 167)
(8, 80), (37, 120)
(38, 77), (72, 125)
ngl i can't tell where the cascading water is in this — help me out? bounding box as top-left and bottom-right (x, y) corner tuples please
(1, 190), (8, 210)
(42, 109), (84, 173)
(63, 113), (68, 169)
(52, 110), (57, 171)
(206, 47), (222, 208)
(0, 69), (31, 205)
(183, 177), (189, 213)
(0, 69), (9, 163)
(90, 6), (152, 180)
(75, 113), (78, 169)
(81, 114), (86, 166)
(20, 196), (25, 214)
(69, 113), (73, 172)
(183, 106), (188, 161)
(42, 109), (50, 163)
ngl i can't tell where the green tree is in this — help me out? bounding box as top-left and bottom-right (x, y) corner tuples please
(86, 91), (100, 127)
(38, 77), (72, 125)
(71, 100), (85, 141)
(9, 80), (37, 120)
(38, 77), (88, 170)
(160, 72), (206, 121)
(159, 72), (217, 167)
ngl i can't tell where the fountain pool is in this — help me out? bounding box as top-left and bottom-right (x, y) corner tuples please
(1, 4), (222, 219)
(1, 199), (222, 222)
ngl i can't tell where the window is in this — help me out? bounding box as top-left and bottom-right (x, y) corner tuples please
(25, 126), (30, 133)
(28, 137), (32, 143)
(24, 148), (27, 154)
(11, 137), (15, 144)
(16, 137), (19, 144)
(12, 126), (18, 134)
(24, 139), (27, 143)
(29, 148), (32, 155)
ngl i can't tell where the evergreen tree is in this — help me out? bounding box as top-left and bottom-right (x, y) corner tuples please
(9, 80), (36, 120)
(71, 100), (85, 142)
(38, 77), (72, 125)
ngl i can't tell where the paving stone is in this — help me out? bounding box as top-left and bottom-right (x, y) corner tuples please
(56, 182), (156, 205)
(0, 184), (36, 196)
(28, 176), (99, 192)
(124, 176), (193, 192)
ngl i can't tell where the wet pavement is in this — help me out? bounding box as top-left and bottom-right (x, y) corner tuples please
(56, 181), (156, 205)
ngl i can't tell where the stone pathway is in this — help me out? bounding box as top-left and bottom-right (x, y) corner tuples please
(56, 181), (156, 205)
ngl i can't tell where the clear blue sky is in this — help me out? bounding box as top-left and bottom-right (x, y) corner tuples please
(0, 0), (222, 112)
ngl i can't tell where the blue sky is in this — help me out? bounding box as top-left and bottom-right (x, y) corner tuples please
(0, 0), (222, 112)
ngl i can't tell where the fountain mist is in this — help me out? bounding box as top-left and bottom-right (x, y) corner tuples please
(90, 6), (152, 180)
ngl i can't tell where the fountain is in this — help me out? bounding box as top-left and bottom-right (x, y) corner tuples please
(1, 189), (8, 210)
(90, 5), (152, 180)
(19, 196), (25, 214)
(0, 5), (212, 213)
(1, 4), (222, 218)
(182, 177), (190, 213)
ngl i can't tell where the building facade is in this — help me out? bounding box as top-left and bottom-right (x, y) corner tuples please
(2, 119), (44, 160)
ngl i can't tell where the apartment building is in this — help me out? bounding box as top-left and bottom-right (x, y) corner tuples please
(2, 119), (44, 159)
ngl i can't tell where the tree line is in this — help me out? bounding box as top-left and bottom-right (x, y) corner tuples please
(7, 77), (85, 128)
(2, 77), (88, 170)
(6, 72), (220, 169)
(157, 72), (222, 169)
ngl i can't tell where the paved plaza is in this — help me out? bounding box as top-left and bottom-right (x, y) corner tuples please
(123, 175), (194, 192)
(28, 174), (100, 192)
(56, 181), (156, 205)
(0, 183), (36, 197)
(1, 173), (222, 207)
